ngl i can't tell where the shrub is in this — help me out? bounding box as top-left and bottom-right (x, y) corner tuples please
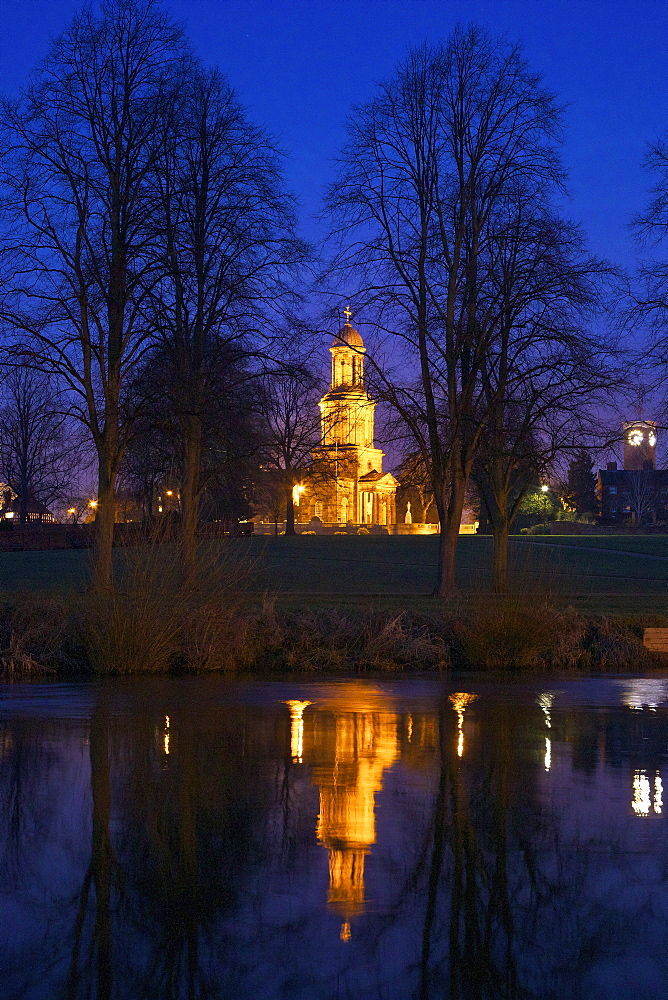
(455, 594), (562, 670)
(75, 533), (254, 673)
(0, 596), (71, 677)
(253, 606), (451, 672)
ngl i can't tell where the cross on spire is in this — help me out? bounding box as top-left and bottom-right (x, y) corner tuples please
(343, 305), (352, 323)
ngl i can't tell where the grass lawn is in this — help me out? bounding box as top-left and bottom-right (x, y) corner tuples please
(1, 533), (666, 616)
(513, 534), (668, 557)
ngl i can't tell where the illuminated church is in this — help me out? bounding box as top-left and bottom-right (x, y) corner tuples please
(296, 312), (398, 527)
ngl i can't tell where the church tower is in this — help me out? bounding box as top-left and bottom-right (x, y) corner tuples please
(306, 311), (398, 525)
(318, 314), (384, 478)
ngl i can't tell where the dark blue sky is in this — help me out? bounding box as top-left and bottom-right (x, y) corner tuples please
(2, 0), (668, 271)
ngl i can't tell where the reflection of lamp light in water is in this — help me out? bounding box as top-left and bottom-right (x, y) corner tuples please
(449, 693), (478, 757)
(620, 679), (668, 711)
(538, 692), (555, 770)
(633, 771), (651, 816)
(164, 714), (170, 755)
(632, 771), (663, 815)
(284, 700), (312, 762)
(537, 691), (555, 728)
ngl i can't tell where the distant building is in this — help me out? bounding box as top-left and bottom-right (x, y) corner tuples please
(294, 314), (399, 527)
(1, 498), (56, 524)
(598, 420), (668, 524)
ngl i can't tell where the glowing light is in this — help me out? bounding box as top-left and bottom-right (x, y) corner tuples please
(163, 715), (170, 755)
(67, 507), (76, 515)
(620, 679), (668, 711)
(310, 690), (400, 937)
(655, 775), (663, 814)
(449, 692), (478, 757)
(649, 431), (657, 447)
(165, 490), (173, 496)
(407, 714), (413, 742)
(284, 700), (311, 762)
(628, 429), (644, 446)
(537, 691), (555, 728)
(545, 737), (551, 771)
(540, 484), (549, 493)
(88, 499), (98, 509)
(4, 512), (14, 519)
(292, 484), (305, 505)
(633, 771), (651, 816)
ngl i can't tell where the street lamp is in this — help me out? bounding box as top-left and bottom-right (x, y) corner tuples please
(67, 507), (76, 523)
(540, 484), (549, 493)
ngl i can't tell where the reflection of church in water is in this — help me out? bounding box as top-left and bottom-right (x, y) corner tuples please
(286, 690), (399, 940)
(286, 687), (454, 941)
(295, 311), (399, 527)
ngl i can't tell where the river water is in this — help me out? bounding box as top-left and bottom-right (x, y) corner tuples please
(0, 674), (667, 1000)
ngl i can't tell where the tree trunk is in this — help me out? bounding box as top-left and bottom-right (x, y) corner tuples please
(18, 486), (28, 527)
(492, 519), (510, 594)
(285, 484), (295, 536)
(93, 451), (116, 591)
(180, 414), (202, 580)
(435, 473), (467, 597)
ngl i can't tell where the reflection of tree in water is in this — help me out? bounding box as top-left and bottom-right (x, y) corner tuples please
(2, 684), (668, 999)
(109, 700), (276, 1000)
(410, 699), (668, 1000)
(0, 695), (278, 1000)
(0, 718), (57, 882)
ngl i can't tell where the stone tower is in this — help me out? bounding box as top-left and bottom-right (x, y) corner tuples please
(305, 313), (397, 525)
(623, 420), (657, 471)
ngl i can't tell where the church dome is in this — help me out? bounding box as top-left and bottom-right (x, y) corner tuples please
(333, 322), (364, 349)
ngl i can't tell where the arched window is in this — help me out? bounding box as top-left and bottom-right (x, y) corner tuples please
(314, 501), (323, 518)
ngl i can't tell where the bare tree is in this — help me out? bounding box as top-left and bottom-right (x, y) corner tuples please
(396, 451), (436, 522)
(121, 342), (261, 526)
(0, 367), (80, 522)
(150, 64), (308, 575)
(326, 27), (589, 595)
(471, 194), (612, 591)
(632, 136), (668, 339)
(0, 0), (186, 586)
(626, 469), (660, 523)
(257, 365), (324, 535)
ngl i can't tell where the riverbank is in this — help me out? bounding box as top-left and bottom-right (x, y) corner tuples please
(0, 592), (662, 677)
(0, 536), (666, 677)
